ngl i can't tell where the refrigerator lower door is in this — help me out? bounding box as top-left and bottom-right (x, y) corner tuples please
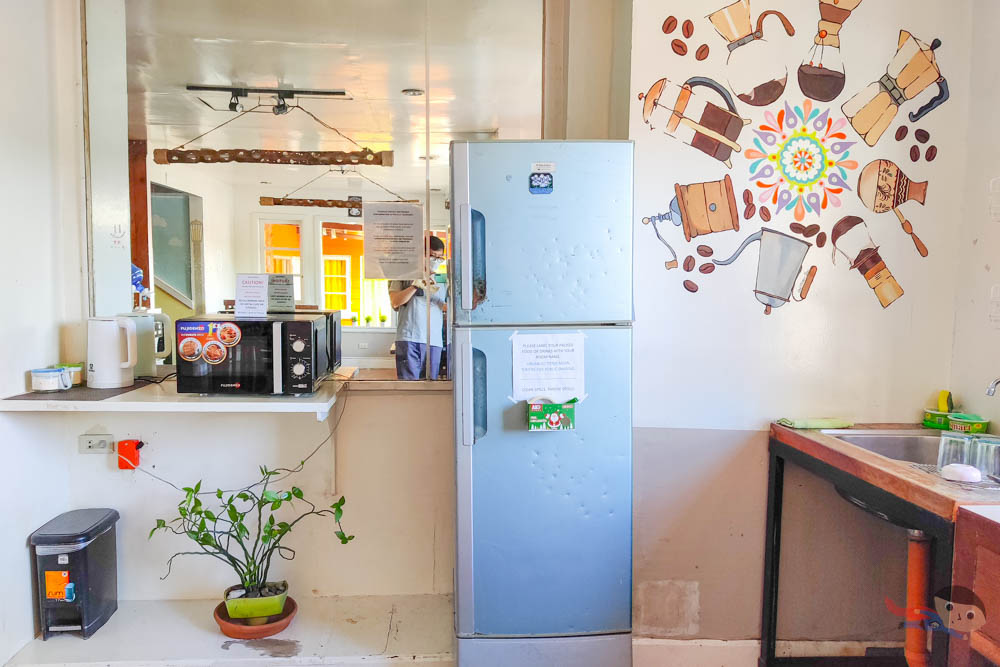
(451, 141), (634, 326)
(457, 634), (631, 667)
(454, 325), (632, 665)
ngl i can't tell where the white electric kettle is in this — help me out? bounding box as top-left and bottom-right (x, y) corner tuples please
(117, 311), (173, 377)
(87, 317), (137, 388)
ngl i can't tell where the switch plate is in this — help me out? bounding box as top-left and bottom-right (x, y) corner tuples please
(78, 434), (113, 454)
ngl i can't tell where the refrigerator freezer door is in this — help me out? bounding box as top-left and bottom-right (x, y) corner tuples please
(451, 141), (634, 326)
(454, 325), (632, 640)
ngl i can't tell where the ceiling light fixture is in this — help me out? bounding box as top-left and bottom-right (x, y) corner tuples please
(228, 94), (243, 112)
(401, 88), (425, 96)
(272, 95), (290, 115)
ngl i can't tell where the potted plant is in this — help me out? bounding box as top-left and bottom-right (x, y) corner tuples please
(350, 315), (358, 326)
(364, 315), (373, 326)
(379, 313), (388, 327)
(149, 465), (353, 636)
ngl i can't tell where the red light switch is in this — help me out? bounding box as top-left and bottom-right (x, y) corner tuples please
(117, 440), (142, 469)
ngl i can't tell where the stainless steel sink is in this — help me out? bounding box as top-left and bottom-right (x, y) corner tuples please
(821, 429), (941, 465)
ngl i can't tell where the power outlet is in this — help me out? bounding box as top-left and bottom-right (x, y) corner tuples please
(358, 342), (369, 349)
(79, 434), (114, 454)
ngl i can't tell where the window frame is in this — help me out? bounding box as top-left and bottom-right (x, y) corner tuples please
(321, 254), (352, 313)
(254, 213), (316, 305)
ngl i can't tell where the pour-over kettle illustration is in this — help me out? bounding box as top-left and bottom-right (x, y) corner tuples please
(708, 0), (796, 106)
(713, 228), (818, 314)
(638, 76), (752, 168)
(842, 30), (949, 146)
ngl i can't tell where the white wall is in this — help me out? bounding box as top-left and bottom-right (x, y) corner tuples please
(4, 390), (453, 603)
(950, 0), (1000, 422)
(628, 0), (973, 643)
(630, 0), (972, 431)
(146, 163), (237, 313)
(0, 0), (87, 661)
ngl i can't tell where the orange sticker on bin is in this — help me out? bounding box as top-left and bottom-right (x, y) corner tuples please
(45, 570), (69, 599)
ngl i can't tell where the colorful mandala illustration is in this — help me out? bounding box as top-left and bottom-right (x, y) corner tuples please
(745, 99), (858, 222)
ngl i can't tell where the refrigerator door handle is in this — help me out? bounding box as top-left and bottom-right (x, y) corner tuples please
(460, 203), (473, 311)
(461, 341), (474, 446)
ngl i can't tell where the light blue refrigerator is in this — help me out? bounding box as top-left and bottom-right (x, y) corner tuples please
(450, 140), (633, 667)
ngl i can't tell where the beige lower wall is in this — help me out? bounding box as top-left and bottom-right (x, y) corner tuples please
(633, 427), (907, 642)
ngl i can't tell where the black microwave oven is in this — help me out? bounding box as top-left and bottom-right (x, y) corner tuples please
(175, 314), (330, 395)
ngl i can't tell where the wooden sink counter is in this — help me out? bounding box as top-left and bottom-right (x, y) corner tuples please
(770, 422), (1000, 521)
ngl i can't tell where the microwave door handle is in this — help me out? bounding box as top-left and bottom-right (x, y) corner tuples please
(272, 322), (283, 394)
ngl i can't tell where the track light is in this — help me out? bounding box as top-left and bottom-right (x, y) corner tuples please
(228, 94), (244, 112)
(272, 95), (290, 115)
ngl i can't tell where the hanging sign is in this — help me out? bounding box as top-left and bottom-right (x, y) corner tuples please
(363, 202), (424, 279)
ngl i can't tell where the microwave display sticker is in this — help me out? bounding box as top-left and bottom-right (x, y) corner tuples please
(177, 322), (242, 364)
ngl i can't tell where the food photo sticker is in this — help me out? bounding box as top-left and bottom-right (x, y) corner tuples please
(178, 336), (202, 362)
(218, 322), (242, 346)
(202, 341), (228, 365)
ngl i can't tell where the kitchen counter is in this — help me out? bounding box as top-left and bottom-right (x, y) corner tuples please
(770, 422), (1000, 521)
(760, 422), (998, 665)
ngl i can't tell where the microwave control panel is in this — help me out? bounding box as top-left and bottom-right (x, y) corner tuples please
(283, 321), (315, 393)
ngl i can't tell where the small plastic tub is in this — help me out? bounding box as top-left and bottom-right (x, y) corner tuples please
(948, 413), (990, 434)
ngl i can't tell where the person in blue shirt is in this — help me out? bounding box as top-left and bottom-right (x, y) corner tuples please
(388, 236), (447, 380)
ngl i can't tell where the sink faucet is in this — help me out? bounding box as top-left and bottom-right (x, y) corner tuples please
(989, 378), (1000, 396)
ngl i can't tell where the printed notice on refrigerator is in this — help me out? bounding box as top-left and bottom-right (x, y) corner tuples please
(363, 202), (424, 279)
(511, 332), (585, 404)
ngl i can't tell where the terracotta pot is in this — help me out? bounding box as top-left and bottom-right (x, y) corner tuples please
(213, 596), (297, 639)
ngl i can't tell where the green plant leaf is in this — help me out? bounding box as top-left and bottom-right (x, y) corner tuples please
(194, 480), (202, 494)
(334, 507), (343, 522)
(262, 490), (279, 502)
(204, 510), (217, 522)
(227, 505), (239, 522)
(291, 487), (303, 499)
(237, 492), (250, 502)
(216, 489), (223, 499)
(271, 500), (282, 511)
(148, 519), (166, 539)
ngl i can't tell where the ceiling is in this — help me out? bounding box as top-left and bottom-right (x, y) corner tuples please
(125, 0), (543, 194)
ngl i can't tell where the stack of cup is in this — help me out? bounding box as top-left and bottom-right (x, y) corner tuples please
(937, 432), (974, 469)
(971, 435), (1000, 480)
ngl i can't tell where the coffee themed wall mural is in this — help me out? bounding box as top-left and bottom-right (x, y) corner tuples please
(632, 0), (956, 317)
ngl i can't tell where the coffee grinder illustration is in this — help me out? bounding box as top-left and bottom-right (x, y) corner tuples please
(712, 228), (818, 314)
(798, 0), (864, 102)
(707, 0), (796, 106)
(857, 159), (929, 257)
(841, 30), (949, 146)
(831, 215), (905, 308)
(638, 76), (752, 168)
(641, 175), (741, 270)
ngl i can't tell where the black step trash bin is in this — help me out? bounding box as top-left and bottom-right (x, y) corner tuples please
(30, 508), (120, 639)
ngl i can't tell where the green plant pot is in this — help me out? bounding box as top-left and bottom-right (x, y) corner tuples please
(224, 582), (288, 621)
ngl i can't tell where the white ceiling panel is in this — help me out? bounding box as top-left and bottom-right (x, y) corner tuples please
(125, 0), (542, 191)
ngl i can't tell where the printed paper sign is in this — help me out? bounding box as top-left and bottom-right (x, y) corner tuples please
(266, 274), (295, 313)
(235, 274), (295, 317)
(511, 332), (585, 403)
(235, 274), (268, 318)
(363, 202), (424, 279)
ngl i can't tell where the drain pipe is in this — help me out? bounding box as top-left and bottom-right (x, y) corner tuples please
(905, 529), (932, 667)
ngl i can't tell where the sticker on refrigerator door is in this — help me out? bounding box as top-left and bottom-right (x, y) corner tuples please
(531, 162), (556, 173)
(527, 399), (577, 431)
(529, 172), (554, 194)
(511, 332), (584, 403)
